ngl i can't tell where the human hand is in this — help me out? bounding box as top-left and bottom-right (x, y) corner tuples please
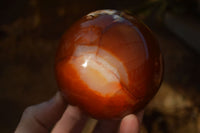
(15, 92), (144, 133)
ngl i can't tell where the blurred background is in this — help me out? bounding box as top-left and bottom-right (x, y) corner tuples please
(0, 0), (200, 132)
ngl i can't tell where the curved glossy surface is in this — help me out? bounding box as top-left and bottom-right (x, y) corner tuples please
(55, 10), (163, 119)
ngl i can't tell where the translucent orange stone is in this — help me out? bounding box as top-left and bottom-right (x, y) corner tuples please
(55, 10), (163, 119)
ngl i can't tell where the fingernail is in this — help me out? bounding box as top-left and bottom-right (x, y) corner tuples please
(136, 110), (144, 124)
(48, 92), (60, 104)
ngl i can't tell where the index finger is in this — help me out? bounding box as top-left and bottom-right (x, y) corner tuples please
(15, 92), (67, 133)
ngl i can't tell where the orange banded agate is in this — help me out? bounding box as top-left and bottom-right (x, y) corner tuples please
(55, 10), (163, 119)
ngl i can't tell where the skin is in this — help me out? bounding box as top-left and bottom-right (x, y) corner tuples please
(15, 92), (144, 133)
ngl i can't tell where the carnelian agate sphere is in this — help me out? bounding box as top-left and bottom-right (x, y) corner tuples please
(55, 10), (163, 119)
